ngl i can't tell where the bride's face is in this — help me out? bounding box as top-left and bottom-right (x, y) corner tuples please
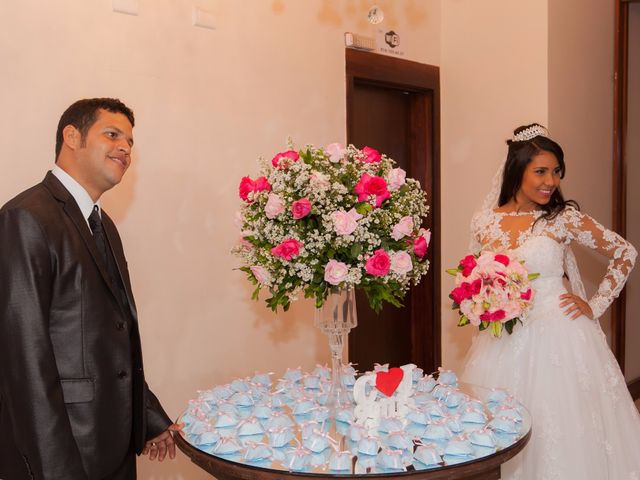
(516, 150), (562, 206)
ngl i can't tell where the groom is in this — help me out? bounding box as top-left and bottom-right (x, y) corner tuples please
(0, 98), (178, 479)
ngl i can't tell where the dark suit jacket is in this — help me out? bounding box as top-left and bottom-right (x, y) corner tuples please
(0, 172), (171, 479)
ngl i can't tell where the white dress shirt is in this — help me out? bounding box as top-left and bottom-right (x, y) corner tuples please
(51, 164), (101, 230)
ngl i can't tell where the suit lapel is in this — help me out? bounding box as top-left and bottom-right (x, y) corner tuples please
(101, 213), (139, 322)
(42, 172), (122, 304)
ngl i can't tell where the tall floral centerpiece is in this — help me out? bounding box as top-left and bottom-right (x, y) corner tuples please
(233, 142), (430, 408)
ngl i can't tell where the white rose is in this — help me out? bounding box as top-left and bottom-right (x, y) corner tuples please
(264, 193), (285, 219)
(325, 143), (346, 162)
(332, 208), (363, 235)
(391, 216), (414, 240)
(309, 171), (331, 191)
(390, 251), (413, 275)
(324, 259), (349, 285)
(387, 168), (406, 191)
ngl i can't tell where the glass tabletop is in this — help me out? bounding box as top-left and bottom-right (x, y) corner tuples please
(178, 371), (531, 476)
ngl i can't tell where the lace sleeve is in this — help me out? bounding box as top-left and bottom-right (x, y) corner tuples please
(563, 209), (638, 319)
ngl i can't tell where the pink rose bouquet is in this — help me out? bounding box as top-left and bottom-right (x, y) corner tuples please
(447, 251), (539, 338)
(233, 141), (430, 312)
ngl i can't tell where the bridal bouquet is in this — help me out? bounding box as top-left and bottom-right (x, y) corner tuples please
(233, 142), (430, 312)
(447, 252), (539, 338)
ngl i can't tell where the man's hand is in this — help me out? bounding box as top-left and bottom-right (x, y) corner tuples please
(142, 423), (183, 461)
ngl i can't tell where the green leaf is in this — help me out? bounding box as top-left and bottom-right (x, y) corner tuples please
(458, 315), (470, 327)
(479, 321), (489, 331)
(300, 149), (313, 163)
(350, 243), (363, 259)
(361, 282), (404, 313)
(528, 272), (540, 280)
(446, 268), (460, 276)
(355, 202), (373, 215)
(504, 319), (515, 335)
(490, 322), (502, 338)
(251, 285), (261, 301)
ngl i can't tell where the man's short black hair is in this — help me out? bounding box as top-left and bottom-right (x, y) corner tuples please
(55, 98), (135, 160)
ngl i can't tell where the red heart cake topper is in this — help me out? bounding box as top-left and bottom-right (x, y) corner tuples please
(375, 367), (404, 397)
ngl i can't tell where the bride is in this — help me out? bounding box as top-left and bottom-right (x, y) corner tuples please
(461, 124), (640, 479)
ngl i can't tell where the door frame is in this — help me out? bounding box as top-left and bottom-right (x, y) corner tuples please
(345, 48), (441, 371)
(614, 0), (640, 399)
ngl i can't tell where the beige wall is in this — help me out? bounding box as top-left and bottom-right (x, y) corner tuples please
(439, 0), (549, 370)
(0, 1), (439, 478)
(0, 0), (631, 478)
(625, 3), (640, 381)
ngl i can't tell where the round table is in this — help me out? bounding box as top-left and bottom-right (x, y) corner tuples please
(175, 427), (530, 479)
(175, 375), (531, 480)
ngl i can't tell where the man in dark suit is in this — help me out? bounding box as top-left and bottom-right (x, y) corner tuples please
(0, 98), (179, 479)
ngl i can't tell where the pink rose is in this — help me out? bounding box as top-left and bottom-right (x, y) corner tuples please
(387, 168), (406, 191)
(391, 216), (414, 241)
(450, 278), (482, 305)
(413, 236), (427, 258)
(332, 208), (362, 235)
(291, 198), (312, 219)
(272, 150), (300, 169)
(250, 266), (270, 284)
(309, 171), (331, 191)
(264, 193), (285, 219)
(239, 176), (254, 201)
(324, 259), (349, 285)
(494, 254), (510, 267)
(521, 289), (532, 301)
(459, 255), (477, 277)
(365, 249), (391, 276)
(254, 176), (271, 192)
(413, 229), (431, 258)
(239, 176), (271, 202)
(360, 146), (382, 163)
(450, 286), (469, 305)
(271, 238), (303, 261)
(470, 278), (482, 295)
(325, 143), (346, 162)
(354, 173), (391, 208)
(480, 309), (506, 322)
(390, 251), (413, 275)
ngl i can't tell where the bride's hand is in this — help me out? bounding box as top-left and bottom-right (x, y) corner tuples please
(559, 293), (593, 320)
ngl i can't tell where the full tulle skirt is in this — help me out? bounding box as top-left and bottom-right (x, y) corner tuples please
(461, 279), (640, 480)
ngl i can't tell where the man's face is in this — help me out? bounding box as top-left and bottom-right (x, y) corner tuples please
(73, 109), (134, 199)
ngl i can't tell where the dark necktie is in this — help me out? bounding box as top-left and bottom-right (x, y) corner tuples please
(88, 206), (131, 318)
(88, 205), (109, 266)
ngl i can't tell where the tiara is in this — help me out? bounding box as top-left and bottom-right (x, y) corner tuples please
(511, 125), (549, 142)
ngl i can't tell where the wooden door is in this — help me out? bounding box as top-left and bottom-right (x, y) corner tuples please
(345, 49), (440, 374)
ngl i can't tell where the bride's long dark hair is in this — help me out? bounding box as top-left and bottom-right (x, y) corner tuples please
(499, 123), (579, 222)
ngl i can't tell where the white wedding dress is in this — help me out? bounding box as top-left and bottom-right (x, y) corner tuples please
(461, 207), (640, 480)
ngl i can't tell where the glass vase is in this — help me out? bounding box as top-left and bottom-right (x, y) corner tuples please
(314, 288), (358, 413)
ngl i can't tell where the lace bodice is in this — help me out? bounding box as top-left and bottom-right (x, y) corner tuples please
(469, 207), (637, 319)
